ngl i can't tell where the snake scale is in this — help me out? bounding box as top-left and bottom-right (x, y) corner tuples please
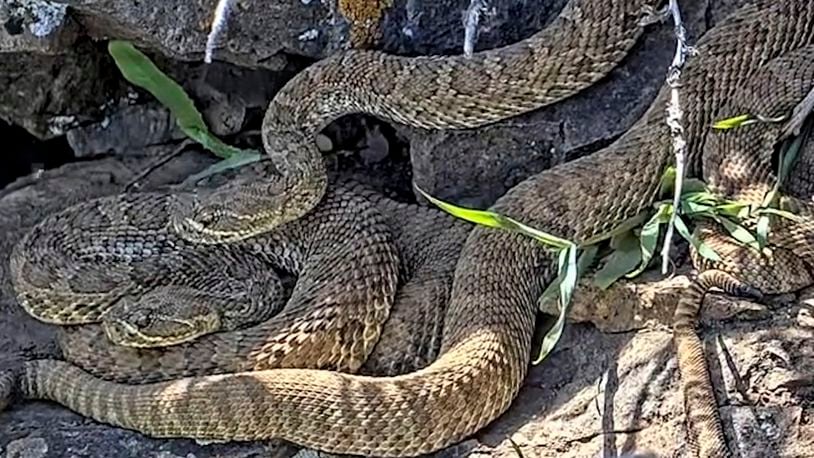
(38, 183), (468, 385)
(2, 0), (814, 457)
(8, 191), (294, 348)
(179, 0), (661, 243)
(673, 49), (814, 456)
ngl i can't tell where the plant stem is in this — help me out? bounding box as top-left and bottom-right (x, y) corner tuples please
(660, 0), (691, 274)
(206, 0), (234, 64)
(463, 0), (488, 57)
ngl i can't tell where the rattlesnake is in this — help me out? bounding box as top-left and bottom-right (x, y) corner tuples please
(3, 1), (814, 457)
(41, 182), (468, 385)
(9, 193), (290, 348)
(179, 0), (662, 243)
(672, 50), (814, 456)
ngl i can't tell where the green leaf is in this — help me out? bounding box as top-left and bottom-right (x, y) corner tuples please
(712, 114), (754, 130)
(777, 134), (803, 186)
(658, 168), (709, 197)
(181, 150), (263, 188)
(760, 188), (779, 209)
(756, 215), (770, 250)
(592, 231), (642, 289)
(108, 40), (244, 159)
(713, 202), (752, 218)
(680, 199), (714, 216)
(714, 216), (759, 250)
(682, 191), (719, 205)
(539, 245), (597, 308)
(774, 113), (811, 187)
(533, 244), (578, 365)
(558, 245), (579, 309)
(627, 204), (671, 278)
(501, 217), (575, 249)
(415, 187), (513, 230)
(754, 207), (803, 222)
(673, 214), (721, 261)
(580, 211), (648, 246)
(659, 166), (677, 195)
(415, 186), (573, 249)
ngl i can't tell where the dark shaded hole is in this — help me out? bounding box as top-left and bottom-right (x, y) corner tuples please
(0, 120), (76, 189)
(321, 113), (414, 203)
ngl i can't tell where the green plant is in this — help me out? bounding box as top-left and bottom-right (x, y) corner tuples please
(107, 40), (261, 183)
(418, 124), (804, 364)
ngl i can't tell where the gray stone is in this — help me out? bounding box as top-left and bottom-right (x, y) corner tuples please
(66, 103), (183, 157)
(0, 0), (78, 54)
(379, 0), (568, 57)
(469, 315), (813, 457)
(57, 0), (341, 67)
(0, 39), (124, 139)
(3, 437), (48, 458)
(359, 124), (390, 164)
(55, 0), (573, 67)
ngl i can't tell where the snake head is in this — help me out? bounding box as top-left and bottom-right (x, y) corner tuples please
(102, 290), (222, 348)
(171, 178), (292, 244)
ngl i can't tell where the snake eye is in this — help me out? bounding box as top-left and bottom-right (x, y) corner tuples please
(130, 309), (152, 328)
(196, 211), (218, 227)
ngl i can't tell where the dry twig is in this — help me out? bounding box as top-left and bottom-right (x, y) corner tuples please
(205, 0), (235, 64)
(659, 0), (694, 274)
(463, 0), (489, 57)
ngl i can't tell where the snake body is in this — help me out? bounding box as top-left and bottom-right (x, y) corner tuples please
(181, 0), (661, 241)
(3, 1), (814, 457)
(672, 48), (814, 456)
(46, 184), (468, 384)
(9, 192), (292, 347)
(12, 186), (404, 379)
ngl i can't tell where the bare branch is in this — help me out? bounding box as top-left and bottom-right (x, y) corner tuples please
(463, 0), (489, 57)
(781, 85), (814, 140)
(660, 0), (694, 274)
(205, 0), (235, 64)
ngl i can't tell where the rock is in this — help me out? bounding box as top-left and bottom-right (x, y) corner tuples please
(539, 269), (688, 333)
(797, 307), (814, 328)
(469, 313), (813, 457)
(56, 0), (574, 68)
(0, 0), (78, 55)
(66, 103), (183, 157)
(379, 0), (567, 56)
(359, 124), (390, 164)
(0, 1), (128, 140)
(59, 0), (341, 66)
(3, 436), (48, 458)
(0, 38), (125, 140)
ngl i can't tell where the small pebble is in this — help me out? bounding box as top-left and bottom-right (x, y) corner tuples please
(797, 307), (814, 328)
(315, 134), (333, 152)
(4, 437), (48, 458)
